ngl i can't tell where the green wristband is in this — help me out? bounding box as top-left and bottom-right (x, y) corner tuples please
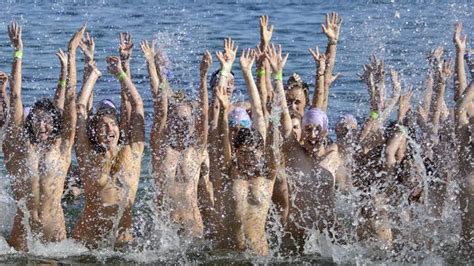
(328, 39), (338, 46)
(58, 80), (66, 87)
(272, 71), (283, 81)
(370, 111), (379, 119)
(219, 70), (229, 78)
(116, 71), (127, 81)
(257, 69), (266, 78)
(14, 50), (23, 59)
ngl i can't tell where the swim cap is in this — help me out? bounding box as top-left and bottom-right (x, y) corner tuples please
(95, 99), (117, 112)
(302, 107), (328, 131)
(228, 107), (252, 128)
(23, 107), (31, 120)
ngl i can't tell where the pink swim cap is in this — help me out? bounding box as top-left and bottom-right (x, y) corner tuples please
(302, 107), (328, 131)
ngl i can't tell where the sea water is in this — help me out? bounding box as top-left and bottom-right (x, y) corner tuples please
(0, 0), (472, 264)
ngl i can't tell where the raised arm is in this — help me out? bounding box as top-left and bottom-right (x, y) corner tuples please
(385, 91), (412, 168)
(430, 60), (452, 135)
(62, 26), (85, 148)
(106, 56), (145, 148)
(215, 85), (232, 165)
(259, 15), (273, 52)
(417, 71), (434, 126)
(321, 12), (342, 111)
(78, 32), (95, 113)
(76, 62), (101, 150)
(118, 33), (134, 140)
(54, 49), (68, 112)
(141, 40), (167, 152)
(7, 21), (24, 132)
(239, 48), (267, 140)
(197, 50), (212, 148)
(379, 68), (401, 123)
(255, 47), (269, 123)
(309, 46), (327, 109)
(453, 22), (467, 102)
(266, 44), (292, 139)
(456, 80), (474, 126)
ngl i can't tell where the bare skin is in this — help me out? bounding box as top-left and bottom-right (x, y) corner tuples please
(215, 47), (277, 255)
(73, 55), (144, 249)
(453, 23), (474, 251)
(0, 72), (9, 129)
(4, 23), (81, 251)
(144, 39), (210, 237)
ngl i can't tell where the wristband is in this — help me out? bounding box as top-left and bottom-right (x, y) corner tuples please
(219, 70), (229, 78)
(256, 69), (266, 78)
(14, 50), (23, 59)
(272, 71), (283, 81)
(116, 71), (127, 81)
(58, 80), (66, 87)
(370, 111), (379, 119)
(328, 39), (338, 46)
(397, 124), (408, 137)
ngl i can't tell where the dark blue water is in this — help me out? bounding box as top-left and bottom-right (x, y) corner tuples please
(0, 0), (472, 264)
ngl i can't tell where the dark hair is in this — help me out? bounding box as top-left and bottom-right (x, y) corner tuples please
(24, 98), (62, 144)
(285, 73), (310, 106)
(233, 127), (264, 150)
(209, 69), (235, 90)
(87, 107), (122, 153)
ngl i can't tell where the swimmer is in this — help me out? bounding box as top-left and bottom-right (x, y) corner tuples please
(73, 34), (144, 249)
(142, 39), (211, 238)
(4, 23), (83, 251)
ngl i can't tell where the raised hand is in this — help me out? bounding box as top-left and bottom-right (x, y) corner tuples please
(215, 85), (230, 110)
(0, 72), (8, 87)
(69, 25), (86, 50)
(259, 15), (273, 47)
(8, 21), (23, 51)
(200, 50), (213, 74)
(239, 48), (256, 72)
(437, 60), (452, 84)
(79, 32), (95, 61)
(140, 40), (155, 61)
(308, 46), (327, 71)
(216, 37), (238, 72)
(56, 49), (68, 67)
(119, 32), (133, 61)
(398, 90), (413, 121)
(453, 22), (467, 51)
(427, 47), (444, 70)
(322, 12), (342, 42)
(390, 69), (402, 97)
(265, 43), (289, 74)
(106, 56), (124, 76)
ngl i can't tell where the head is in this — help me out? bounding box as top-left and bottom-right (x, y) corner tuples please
(168, 92), (195, 149)
(25, 98), (62, 145)
(233, 127), (264, 173)
(285, 73), (309, 118)
(210, 70), (235, 97)
(335, 114), (358, 145)
(291, 112), (302, 142)
(228, 107), (252, 140)
(87, 99), (121, 153)
(301, 108), (329, 154)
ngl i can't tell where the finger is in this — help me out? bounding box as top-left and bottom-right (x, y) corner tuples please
(325, 13), (329, 27)
(269, 24), (274, 33)
(282, 53), (289, 66)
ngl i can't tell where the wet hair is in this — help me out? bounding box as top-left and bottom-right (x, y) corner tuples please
(24, 98), (62, 144)
(209, 70), (235, 90)
(87, 103), (122, 153)
(285, 73), (310, 106)
(233, 127), (264, 150)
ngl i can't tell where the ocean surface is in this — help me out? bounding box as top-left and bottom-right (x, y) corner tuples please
(0, 0), (472, 264)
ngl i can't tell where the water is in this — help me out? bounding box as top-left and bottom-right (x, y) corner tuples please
(0, 0), (472, 264)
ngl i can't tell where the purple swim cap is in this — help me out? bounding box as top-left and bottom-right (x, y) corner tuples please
(228, 107), (252, 128)
(302, 107), (328, 131)
(95, 99), (117, 112)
